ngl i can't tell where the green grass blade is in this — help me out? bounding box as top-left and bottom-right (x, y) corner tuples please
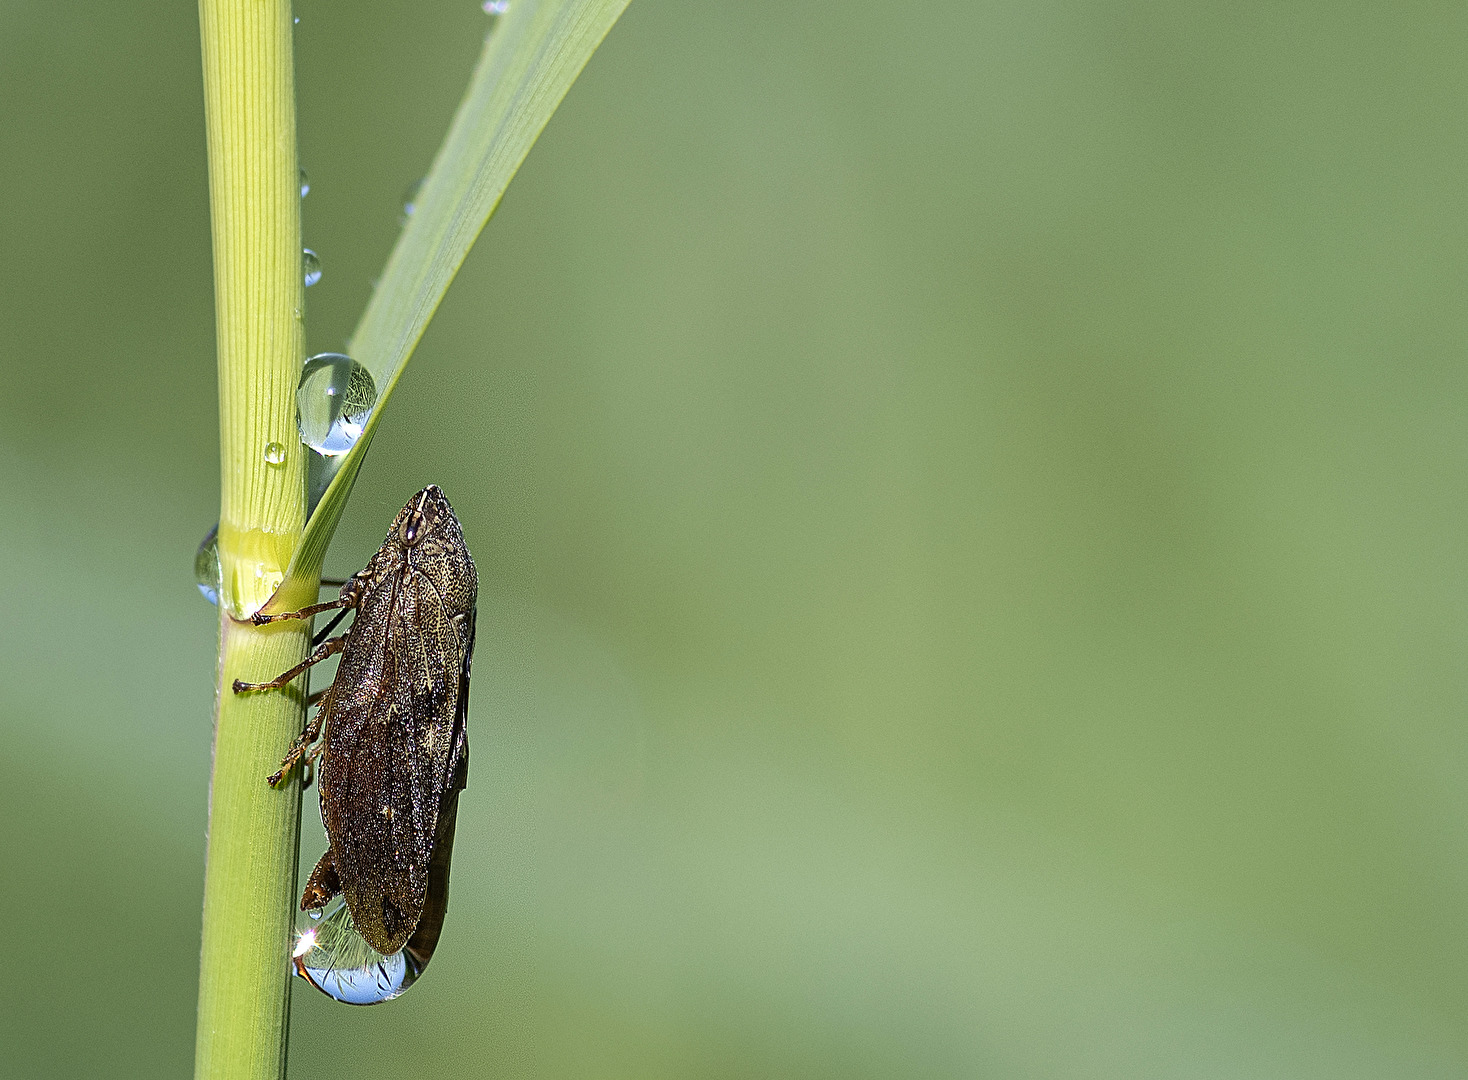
(277, 0), (631, 597)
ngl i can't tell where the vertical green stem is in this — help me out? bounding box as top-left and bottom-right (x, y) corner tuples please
(195, 2), (319, 1077)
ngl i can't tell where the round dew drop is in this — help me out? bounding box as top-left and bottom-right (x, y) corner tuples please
(297, 353), (378, 457)
(303, 249), (322, 287)
(400, 178), (424, 225)
(264, 441), (287, 465)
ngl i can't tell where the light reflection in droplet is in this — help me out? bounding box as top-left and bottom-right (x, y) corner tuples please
(293, 928), (317, 959)
(303, 249), (322, 287)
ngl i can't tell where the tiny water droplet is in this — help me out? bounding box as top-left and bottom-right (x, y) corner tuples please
(293, 306), (302, 321)
(483, 0), (510, 13)
(299, 167), (310, 197)
(264, 441), (287, 465)
(399, 178), (424, 225)
(293, 898), (424, 1005)
(194, 524), (221, 605)
(297, 353), (378, 457)
(303, 249), (322, 287)
(294, 15), (300, 24)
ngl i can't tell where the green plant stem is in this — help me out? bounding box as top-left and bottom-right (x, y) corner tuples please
(194, 2), (319, 1077)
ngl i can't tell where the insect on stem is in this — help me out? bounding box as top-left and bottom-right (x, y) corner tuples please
(231, 485), (477, 971)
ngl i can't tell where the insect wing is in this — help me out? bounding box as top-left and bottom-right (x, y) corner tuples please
(320, 508), (476, 956)
(401, 604), (473, 970)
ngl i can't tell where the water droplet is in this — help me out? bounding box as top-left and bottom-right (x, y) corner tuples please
(264, 441), (287, 465)
(303, 249), (322, 287)
(292, 777), (461, 1004)
(308, 908), (323, 921)
(483, 0), (510, 13)
(299, 167), (310, 198)
(294, 15), (300, 24)
(399, 178), (424, 225)
(292, 898), (424, 1005)
(297, 353), (377, 457)
(194, 524), (221, 605)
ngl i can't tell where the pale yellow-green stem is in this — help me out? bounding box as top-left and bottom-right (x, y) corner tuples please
(195, 2), (322, 1077)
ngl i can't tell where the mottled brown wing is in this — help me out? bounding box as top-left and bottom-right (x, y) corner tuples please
(402, 603), (473, 968)
(321, 562), (472, 955)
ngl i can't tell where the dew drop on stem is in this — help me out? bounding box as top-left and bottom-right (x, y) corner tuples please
(194, 524), (221, 606)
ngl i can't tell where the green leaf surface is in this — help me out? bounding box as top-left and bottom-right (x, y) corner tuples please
(275, 0), (632, 602)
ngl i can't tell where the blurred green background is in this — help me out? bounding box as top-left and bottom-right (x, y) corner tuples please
(2, 1), (1466, 1076)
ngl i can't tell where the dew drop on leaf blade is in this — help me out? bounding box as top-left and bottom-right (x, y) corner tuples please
(264, 441), (287, 465)
(297, 353), (377, 457)
(400, 178), (423, 226)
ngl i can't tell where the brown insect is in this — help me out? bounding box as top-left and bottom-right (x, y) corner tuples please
(233, 484), (477, 956)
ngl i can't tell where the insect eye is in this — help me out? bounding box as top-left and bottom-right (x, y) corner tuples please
(400, 513), (425, 546)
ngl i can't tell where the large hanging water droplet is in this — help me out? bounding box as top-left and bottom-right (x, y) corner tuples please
(292, 754), (462, 1004)
(303, 249), (322, 287)
(194, 523), (221, 605)
(299, 167), (310, 198)
(264, 441), (287, 465)
(292, 789), (459, 1005)
(297, 353), (377, 457)
(292, 898), (424, 1005)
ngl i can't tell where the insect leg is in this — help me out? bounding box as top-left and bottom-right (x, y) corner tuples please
(267, 696), (329, 786)
(250, 597), (352, 627)
(232, 634), (348, 694)
(301, 847), (342, 911)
